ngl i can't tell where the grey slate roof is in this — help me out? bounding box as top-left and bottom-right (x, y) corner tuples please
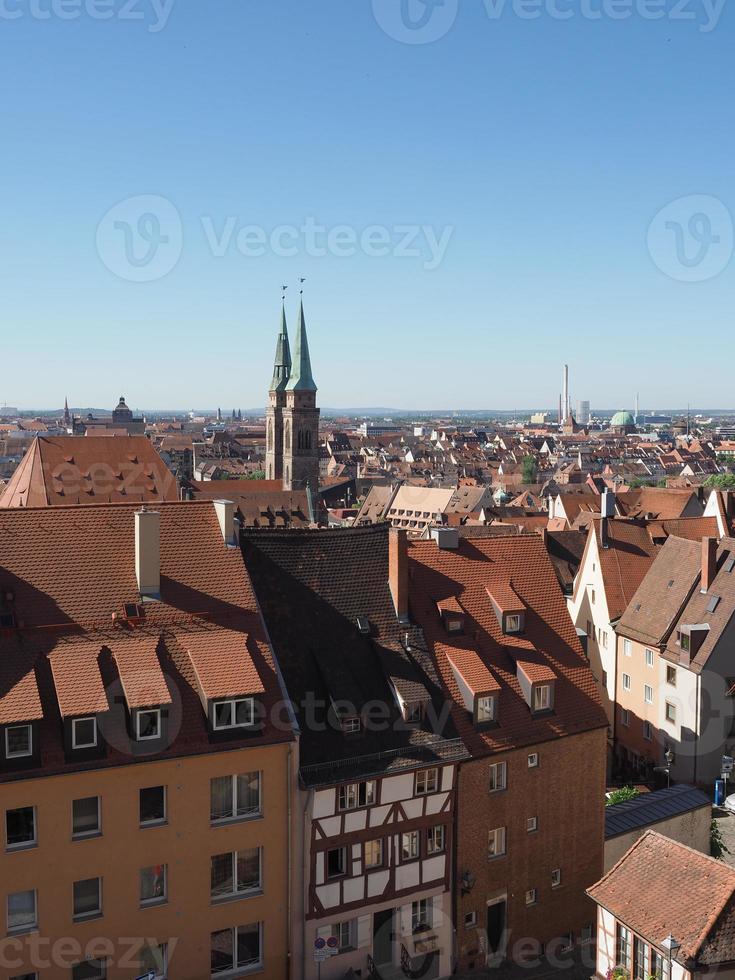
(605, 784), (710, 839)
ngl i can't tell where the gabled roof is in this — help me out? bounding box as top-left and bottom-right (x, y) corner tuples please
(0, 436), (178, 508)
(588, 830), (735, 965)
(589, 518), (661, 622)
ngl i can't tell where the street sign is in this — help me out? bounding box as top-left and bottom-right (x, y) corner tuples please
(314, 949), (330, 963)
(723, 755), (734, 773)
(314, 937), (326, 950)
(326, 936), (338, 949)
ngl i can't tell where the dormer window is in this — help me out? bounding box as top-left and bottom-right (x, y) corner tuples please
(505, 613), (523, 634)
(404, 703), (424, 724)
(72, 717), (97, 750)
(516, 660), (556, 715)
(533, 685), (552, 712)
(213, 697), (255, 731)
(437, 596), (465, 635)
(341, 715), (361, 734)
(135, 708), (161, 741)
(476, 695), (498, 724)
(5, 724), (32, 759)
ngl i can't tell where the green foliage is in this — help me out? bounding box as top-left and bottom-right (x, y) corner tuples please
(246, 470), (266, 481)
(606, 786), (640, 806)
(521, 454), (537, 484)
(628, 477), (655, 489)
(704, 474), (735, 489)
(711, 818), (731, 861)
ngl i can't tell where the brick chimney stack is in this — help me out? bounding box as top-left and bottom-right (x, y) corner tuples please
(389, 527), (409, 623)
(701, 536), (717, 593)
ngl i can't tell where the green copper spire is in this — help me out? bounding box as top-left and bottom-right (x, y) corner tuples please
(285, 299), (317, 392)
(270, 304), (292, 392)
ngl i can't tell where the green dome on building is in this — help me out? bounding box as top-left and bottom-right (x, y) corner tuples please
(611, 410), (635, 428)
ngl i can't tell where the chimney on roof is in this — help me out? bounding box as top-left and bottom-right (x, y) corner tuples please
(389, 527), (409, 624)
(135, 507), (160, 598)
(430, 526), (459, 550)
(213, 499), (237, 547)
(601, 489), (615, 518)
(701, 536), (717, 593)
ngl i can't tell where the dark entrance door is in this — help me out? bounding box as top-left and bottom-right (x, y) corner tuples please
(373, 907), (393, 966)
(486, 900), (506, 955)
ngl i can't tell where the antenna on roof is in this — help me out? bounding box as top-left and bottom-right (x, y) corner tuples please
(299, 277), (306, 295)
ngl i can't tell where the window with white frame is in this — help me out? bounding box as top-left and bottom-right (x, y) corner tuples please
(528, 752), (539, 768)
(139, 786), (166, 826)
(330, 920), (355, 952)
(364, 839), (383, 868)
(427, 825), (445, 853)
(139, 943), (167, 980)
(210, 848), (261, 899)
(667, 666), (677, 687)
(533, 685), (551, 711)
(210, 772), (261, 822)
(412, 899), (433, 932)
(644, 685), (653, 704)
(476, 695), (497, 723)
(645, 648), (654, 667)
(212, 698), (254, 730)
(551, 868), (561, 887)
(402, 830), (420, 861)
(527, 815), (538, 833)
(341, 715), (360, 734)
(338, 780), (375, 811)
(7, 889), (36, 932)
(621, 708), (631, 726)
(72, 797), (101, 838)
(488, 826), (506, 858)
(5, 724), (32, 758)
(665, 701), (677, 724)
(210, 923), (262, 974)
(415, 768), (438, 794)
(73, 877), (102, 920)
(616, 923), (632, 970)
(622, 673), (631, 692)
(525, 888), (537, 905)
(140, 864), (167, 906)
(135, 709), (161, 741)
(6, 806), (36, 849)
(72, 717), (97, 750)
(489, 761), (507, 792)
(464, 911), (477, 928)
(623, 638), (632, 657)
(327, 846), (347, 878)
(505, 614), (522, 634)
(72, 959), (106, 980)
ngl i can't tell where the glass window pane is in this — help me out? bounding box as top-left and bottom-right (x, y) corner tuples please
(72, 960), (106, 980)
(6, 725), (31, 756)
(211, 776), (233, 821)
(214, 702), (232, 728)
(73, 878), (101, 916)
(7, 890), (35, 930)
(236, 923), (261, 968)
(211, 853), (234, 898)
(140, 786), (165, 824)
(235, 699), (252, 726)
(6, 807), (35, 847)
(140, 865), (166, 903)
(73, 797), (100, 836)
(211, 928), (234, 974)
(237, 848), (260, 892)
(236, 772), (260, 815)
(139, 943), (166, 979)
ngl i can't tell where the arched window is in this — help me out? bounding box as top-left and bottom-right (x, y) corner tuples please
(285, 422), (290, 450)
(267, 419), (273, 450)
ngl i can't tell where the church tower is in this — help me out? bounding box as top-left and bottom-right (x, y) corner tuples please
(265, 304), (291, 482)
(282, 299), (319, 491)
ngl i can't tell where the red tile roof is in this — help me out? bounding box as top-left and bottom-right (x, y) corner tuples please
(0, 648), (42, 725)
(588, 831), (735, 965)
(179, 626), (265, 701)
(444, 646), (500, 695)
(112, 635), (172, 709)
(48, 637), (110, 717)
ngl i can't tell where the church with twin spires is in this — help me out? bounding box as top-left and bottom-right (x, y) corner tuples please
(265, 299), (320, 492)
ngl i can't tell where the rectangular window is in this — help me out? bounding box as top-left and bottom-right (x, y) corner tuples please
(464, 911), (477, 928)
(139, 786), (166, 826)
(679, 631), (690, 652)
(331, 920), (355, 951)
(401, 830), (420, 861)
(136, 709), (161, 741)
(551, 868), (561, 887)
(623, 638), (632, 656)
(527, 816), (538, 833)
(621, 708), (630, 726)
(528, 752), (539, 768)
(412, 899), (433, 932)
(489, 761), (507, 792)
(73, 877), (102, 919)
(72, 960), (106, 980)
(622, 673), (631, 692)
(415, 768), (438, 794)
(212, 698), (255, 730)
(210, 772), (261, 822)
(7, 889), (36, 932)
(341, 715), (360, 733)
(327, 846), (347, 878)
(634, 937), (649, 980)
(140, 864), (167, 906)
(488, 826), (506, 858)
(533, 685), (551, 711)
(645, 648), (654, 667)
(667, 666), (677, 686)
(427, 825), (445, 854)
(211, 923), (262, 975)
(72, 797), (101, 838)
(644, 721), (653, 741)
(477, 695), (496, 723)
(645, 684), (654, 704)
(616, 924), (632, 970)
(139, 943), (167, 980)
(581, 924), (594, 943)
(338, 780), (375, 811)
(505, 614), (522, 634)
(364, 839), (383, 868)
(5, 724), (32, 759)
(6, 806), (36, 849)
(525, 888), (537, 905)
(666, 701), (677, 724)
(651, 949), (664, 980)
(72, 717), (97, 750)
(210, 848), (262, 899)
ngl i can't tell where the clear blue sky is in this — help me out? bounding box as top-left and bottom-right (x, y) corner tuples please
(1, 0), (732, 412)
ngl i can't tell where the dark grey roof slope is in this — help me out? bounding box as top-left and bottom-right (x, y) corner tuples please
(606, 784), (710, 839)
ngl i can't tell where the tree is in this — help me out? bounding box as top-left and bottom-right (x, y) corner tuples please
(711, 818), (731, 860)
(521, 455), (537, 484)
(628, 477), (655, 489)
(246, 470), (266, 480)
(606, 786), (639, 806)
(705, 474), (735, 490)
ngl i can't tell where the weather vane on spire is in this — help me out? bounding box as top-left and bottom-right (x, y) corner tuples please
(281, 284), (288, 302)
(299, 277), (306, 295)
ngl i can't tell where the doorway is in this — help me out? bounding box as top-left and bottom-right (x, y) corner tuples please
(373, 907), (393, 966)
(486, 899), (507, 957)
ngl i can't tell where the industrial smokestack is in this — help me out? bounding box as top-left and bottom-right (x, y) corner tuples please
(563, 364), (569, 423)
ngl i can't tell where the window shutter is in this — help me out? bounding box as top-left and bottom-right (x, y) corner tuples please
(357, 915), (371, 948)
(316, 924), (331, 941)
(432, 893), (443, 923)
(399, 903), (412, 937)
